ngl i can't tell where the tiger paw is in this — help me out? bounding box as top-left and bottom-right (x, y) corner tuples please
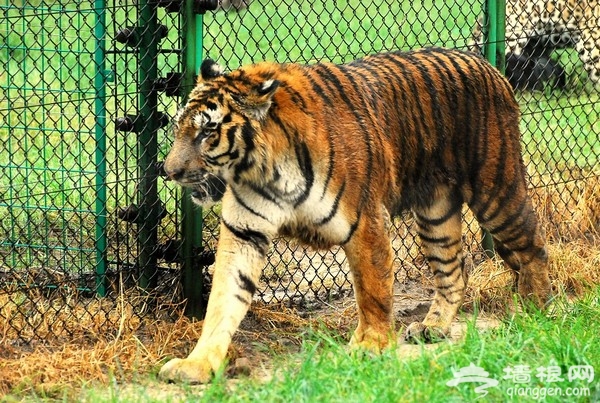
(158, 357), (214, 384)
(348, 328), (389, 353)
(403, 322), (448, 343)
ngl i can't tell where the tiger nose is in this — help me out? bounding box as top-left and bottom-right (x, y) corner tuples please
(165, 166), (185, 181)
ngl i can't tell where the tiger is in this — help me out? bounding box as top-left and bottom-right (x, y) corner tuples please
(159, 47), (551, 384)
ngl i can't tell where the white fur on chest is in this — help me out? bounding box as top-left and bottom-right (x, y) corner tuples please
(224, 171), (352, 246)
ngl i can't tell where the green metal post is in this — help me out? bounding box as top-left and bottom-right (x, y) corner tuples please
(181, 1), (206, 319)
(496, 0), (506, 74)
(137, 0), (161, 290)
(94, 0), (108, 296)
(481, 0), (506, 258)
(485, 0), (498, 67)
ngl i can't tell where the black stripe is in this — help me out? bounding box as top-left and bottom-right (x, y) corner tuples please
(367, 58), (411, 210)
(306, 74), (334, 107)
(319, 137), (336, 201)
(223, 220), (270, 256)
(225, 125), (237, 154)
(233, 121), (256, 182)
(316, 181), (346, 225)
(432, 261), (462, 277)
(379, 54), (428, 204)
(206, 149), (239, 166)
(231, 188), (270, 221)
(425, 53), (460, 175)
(415, 198), (462, 228)
(470, 81), (510, 218)
(293, 141), (314, 207)
(426, 252), (460, 265)
(409, 54), (446, 150)
(418, 232), (451, 245)
(267, 109), (293, 142)
(311, 63), (345, 103)
(341, 212), (361, 245)
(486, 199), (529, 237)
(314, 64), (377, 210)
(207, 129), (223, 149)
(235, 294), (251, 304)
(280, 82), (308, 113)
(249, 183), (283, 208)
(495, 220), (529, 246)
(238, 272), (257, 295)
(444, 51), (485, 191)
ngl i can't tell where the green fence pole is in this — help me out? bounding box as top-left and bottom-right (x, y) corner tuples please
(496, 0), (506, 74)
(137, 0), (161, 290)
(481, 0), (506, 258)
(94, 0), (108, 297)
(181, 0), (206, 319)
(484, 0), (498, 67)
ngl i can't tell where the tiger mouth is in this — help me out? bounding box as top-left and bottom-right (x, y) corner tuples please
(189, 174), (227, 206)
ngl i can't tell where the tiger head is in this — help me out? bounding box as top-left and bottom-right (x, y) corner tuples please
(163, 59), (281, 205)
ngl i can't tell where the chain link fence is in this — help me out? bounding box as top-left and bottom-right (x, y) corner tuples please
(1, 0), (599, 343)
(0, 0), (187, 343)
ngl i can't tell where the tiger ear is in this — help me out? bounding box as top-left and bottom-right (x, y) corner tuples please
(198, 59), (224, 83)
(234, 79), (281, 120)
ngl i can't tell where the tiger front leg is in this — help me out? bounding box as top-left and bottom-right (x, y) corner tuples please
(404, 191), (466, 343)
(342, 214), (395, 352)
(158, 221), (270, 384)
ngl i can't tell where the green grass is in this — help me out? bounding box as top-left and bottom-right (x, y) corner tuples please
(520, 92), (600, 174)
(203, 0), (481, 68)
(69, 287), (600, 402)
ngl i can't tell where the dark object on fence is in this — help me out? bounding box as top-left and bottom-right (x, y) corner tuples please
(156, 240), (182, 263)
(505, 53), (566, 91)
(155, 0), (183, 12)
(114, 25), (169, 47)
(154, 72), (182, 97)
(117, 202), (168, 224)
(194, 0), (219, 14)
(153, 240), (215, 266)
(115, 112), (169, 132)
(197, 249), (216, 266)
(115, 115), (140, 132)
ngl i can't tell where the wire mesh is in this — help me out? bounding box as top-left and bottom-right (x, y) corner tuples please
(0, 0), (186, 343)
(1, 0), (599, 343)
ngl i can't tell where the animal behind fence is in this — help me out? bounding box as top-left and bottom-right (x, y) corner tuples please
(159, 47), (550, 383)
(470, 0), (600, 90)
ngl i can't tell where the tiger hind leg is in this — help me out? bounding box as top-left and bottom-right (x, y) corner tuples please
(473, 194), (551, 308)
(404, 187), (466, 343)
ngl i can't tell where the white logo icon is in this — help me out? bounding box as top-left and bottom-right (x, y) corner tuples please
(446, 363), (499, 398)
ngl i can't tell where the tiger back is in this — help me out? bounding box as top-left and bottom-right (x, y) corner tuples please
(160, 47), (551, 384)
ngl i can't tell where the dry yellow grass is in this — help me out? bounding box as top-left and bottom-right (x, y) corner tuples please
(1, 175), (599, 397)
